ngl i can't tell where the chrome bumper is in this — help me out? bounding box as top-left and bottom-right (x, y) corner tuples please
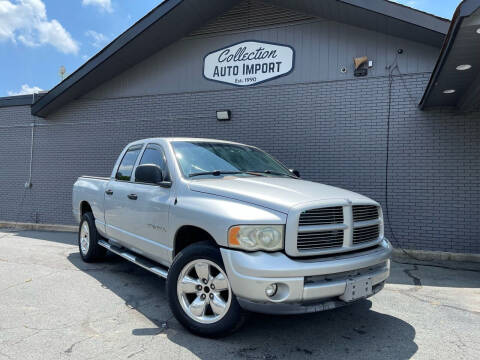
(220, 239), (392, 314)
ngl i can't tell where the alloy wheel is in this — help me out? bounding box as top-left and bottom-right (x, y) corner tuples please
(176, 259), (232, 324)
(79, 221), (90, 255)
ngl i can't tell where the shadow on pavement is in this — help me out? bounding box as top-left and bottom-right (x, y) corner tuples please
(388, 258), (480, 289)
(67, 250), (418, 360)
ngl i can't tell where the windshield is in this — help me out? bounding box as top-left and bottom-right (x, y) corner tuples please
(171, 141), (293, 179)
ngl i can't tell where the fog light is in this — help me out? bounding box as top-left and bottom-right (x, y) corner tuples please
(265, 283), (278, 297)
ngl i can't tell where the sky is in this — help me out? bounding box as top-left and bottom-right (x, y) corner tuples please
(0, 0), (463, 97)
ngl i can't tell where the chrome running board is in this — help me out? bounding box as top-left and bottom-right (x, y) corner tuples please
(98, 240), (168, 279)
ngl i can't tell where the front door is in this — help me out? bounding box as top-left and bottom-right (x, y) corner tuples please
(123, 143), (174, 264)
(105, 143), (173, 264)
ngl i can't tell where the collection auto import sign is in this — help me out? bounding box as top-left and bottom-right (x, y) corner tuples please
(203, 40), (295, 86)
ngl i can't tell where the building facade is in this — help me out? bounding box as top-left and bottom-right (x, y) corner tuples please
(0, 0), (479, 254)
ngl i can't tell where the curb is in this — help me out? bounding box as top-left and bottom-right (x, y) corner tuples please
(393, 248), (480, 263)
(0, 222), (77, 233)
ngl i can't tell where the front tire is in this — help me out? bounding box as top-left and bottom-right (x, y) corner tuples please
(78, 212), (106, 263)
(166, 242), (245, 337)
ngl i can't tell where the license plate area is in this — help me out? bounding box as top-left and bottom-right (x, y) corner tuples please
(340, 276), (373, 302)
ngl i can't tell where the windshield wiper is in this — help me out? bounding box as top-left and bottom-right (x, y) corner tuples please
(189, 170), (243, 178)
(247, 170), (298, 179)
(189, 170), (295, 179)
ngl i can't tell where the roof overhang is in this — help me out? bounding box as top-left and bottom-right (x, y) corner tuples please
(267, 0), (449, 47)
(31, 0), (242, 118)
(30, 0), (450, 118)
(420, 0), (480, 111)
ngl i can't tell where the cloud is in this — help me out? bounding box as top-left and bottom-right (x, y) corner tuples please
(390, 0), (417, 8)
(0, 0), (79, 54)
(82, 0), (112, 13)
(85, 30), (109, 48)
(8, 84), (43, 96)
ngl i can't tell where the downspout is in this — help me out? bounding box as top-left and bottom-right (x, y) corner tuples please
(26, 93), (36, 189)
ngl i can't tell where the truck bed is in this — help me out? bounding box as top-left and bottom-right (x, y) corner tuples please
(72, 176), (110, 227)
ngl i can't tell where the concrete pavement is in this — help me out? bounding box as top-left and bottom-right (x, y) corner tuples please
(0, 230), (479, 359)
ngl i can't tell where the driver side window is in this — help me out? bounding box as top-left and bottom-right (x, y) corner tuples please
(137, 144), (170, 182)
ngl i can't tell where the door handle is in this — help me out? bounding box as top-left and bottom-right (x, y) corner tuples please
(105, 189), (113, 195)
(127, 194), (138, 200)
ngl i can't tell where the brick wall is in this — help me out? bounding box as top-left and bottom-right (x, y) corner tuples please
(1, 72), (479, 253)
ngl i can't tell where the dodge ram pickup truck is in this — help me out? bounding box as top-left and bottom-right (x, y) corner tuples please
(73, 138), (392, 337)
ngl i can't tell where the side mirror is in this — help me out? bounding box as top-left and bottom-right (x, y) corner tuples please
(290, 169), (300, 178)
(135, 164), (170, 187)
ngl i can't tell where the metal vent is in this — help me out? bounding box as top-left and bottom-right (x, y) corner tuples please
(353, 225), (380, 244)
(297, 230), (343, 250)
(299, 207), (344, 226)
(353, 205), (379, 222)
(189, 0), (315, 37)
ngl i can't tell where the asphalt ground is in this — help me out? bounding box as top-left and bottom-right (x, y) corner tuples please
(1, 230), (479, 360)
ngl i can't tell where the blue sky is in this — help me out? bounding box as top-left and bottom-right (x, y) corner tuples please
(0, 0), (462, 96)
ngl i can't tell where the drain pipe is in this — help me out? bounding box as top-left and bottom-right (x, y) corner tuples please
(25, 92), (37, 189)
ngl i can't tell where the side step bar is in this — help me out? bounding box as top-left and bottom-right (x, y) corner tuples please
(98, 240), (168, 279)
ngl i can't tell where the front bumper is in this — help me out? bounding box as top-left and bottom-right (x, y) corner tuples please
(220, 239), (392, 314)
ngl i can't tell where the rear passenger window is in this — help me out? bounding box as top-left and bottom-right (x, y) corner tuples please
(139, 144), (170, 181)
(116, 145), (142, 181)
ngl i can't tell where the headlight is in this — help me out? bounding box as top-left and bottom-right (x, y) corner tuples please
(228, 225), (284, 251)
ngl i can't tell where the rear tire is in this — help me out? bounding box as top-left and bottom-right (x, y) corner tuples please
(78, 212), (106, 263)
(166, 242), (245, 337)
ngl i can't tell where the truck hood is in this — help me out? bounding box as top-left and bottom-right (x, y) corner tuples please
(188, 177), (376, 214)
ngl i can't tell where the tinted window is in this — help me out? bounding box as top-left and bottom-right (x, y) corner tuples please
(116, 145), (142, 181)
(139, 145), (167, 170)
(138, 144), (170, 181)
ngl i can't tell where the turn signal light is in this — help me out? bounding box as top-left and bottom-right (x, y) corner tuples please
(228, 226), (241, 246)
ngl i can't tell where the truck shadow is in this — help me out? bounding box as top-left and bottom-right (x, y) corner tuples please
(67, 251), (418, 360)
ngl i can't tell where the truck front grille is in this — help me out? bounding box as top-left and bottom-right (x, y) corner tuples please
(353, 225), (380, 244)
(353, 205), (378, 222)
(297, 230), (344, 250)
(298, 206), (343, 226)
(294, 204), (382, 255)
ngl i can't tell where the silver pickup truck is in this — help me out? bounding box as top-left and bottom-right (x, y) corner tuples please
(73, 138), (392, 337)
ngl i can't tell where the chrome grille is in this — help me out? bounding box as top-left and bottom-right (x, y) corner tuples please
(353, 205), (378, 222)
(299, 206), (343, 226)
(297, 230), (344, 250)
(353, 225), (380, 244)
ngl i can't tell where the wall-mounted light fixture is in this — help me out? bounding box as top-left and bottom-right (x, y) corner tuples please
(217, 110), (231, 121)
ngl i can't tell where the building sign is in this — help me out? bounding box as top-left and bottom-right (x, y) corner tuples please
(203, 41), (295, 86)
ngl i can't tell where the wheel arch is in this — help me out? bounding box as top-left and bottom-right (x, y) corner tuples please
(173, 225), (218, 257)
(80, 201), (93, 217)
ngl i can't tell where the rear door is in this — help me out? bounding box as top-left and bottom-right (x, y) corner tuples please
(104, 144), (144, 247)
